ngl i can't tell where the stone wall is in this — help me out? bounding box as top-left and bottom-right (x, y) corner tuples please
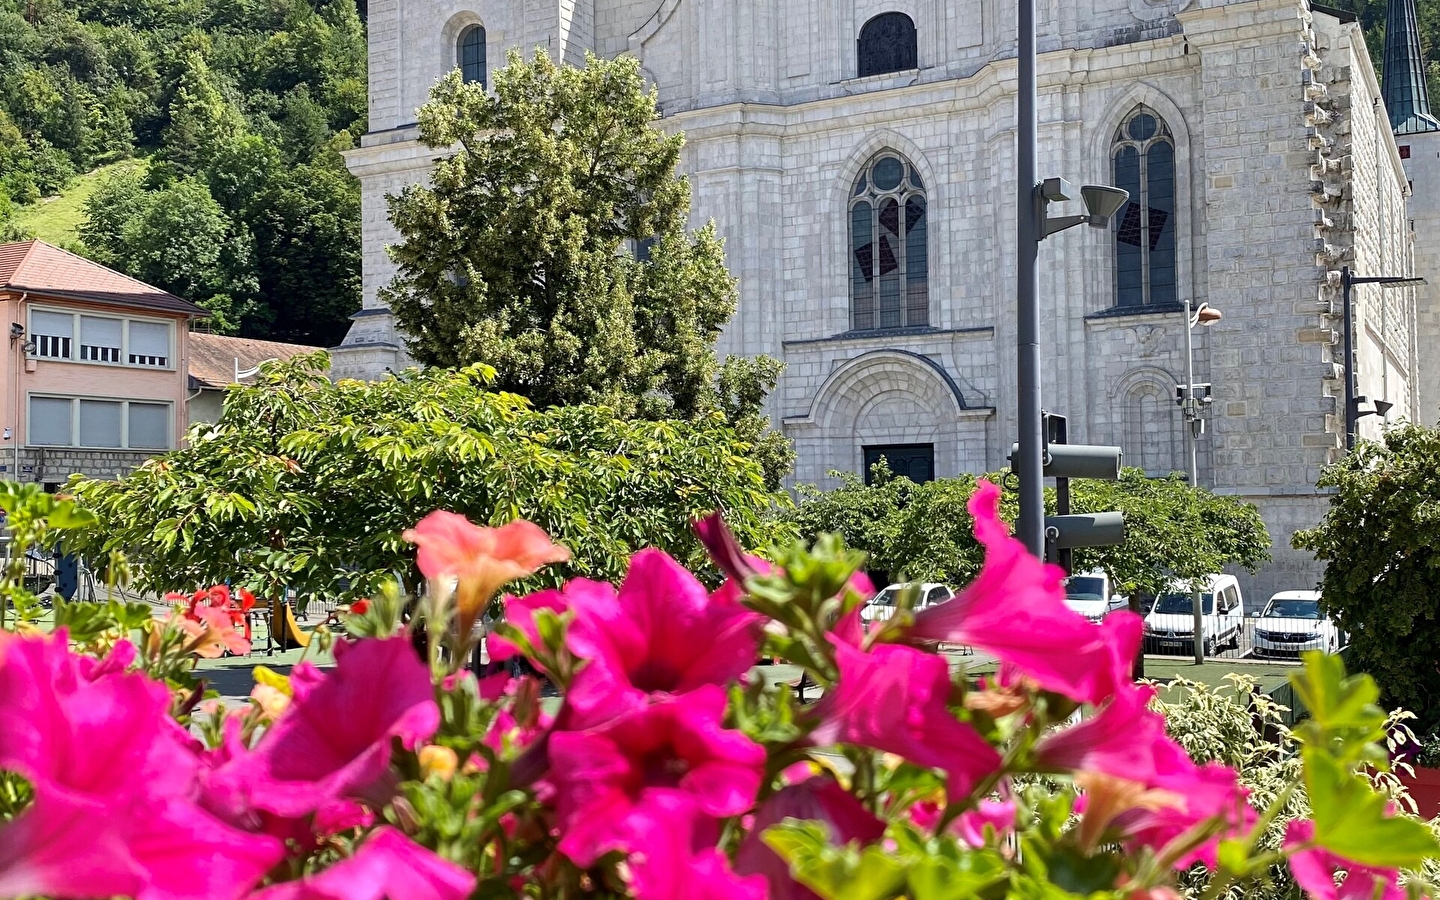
(1401, 130), (1440, 423)
(6, 448), (156, 487)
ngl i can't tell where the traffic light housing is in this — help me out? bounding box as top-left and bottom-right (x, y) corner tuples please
(1010, 413), (1126, 570)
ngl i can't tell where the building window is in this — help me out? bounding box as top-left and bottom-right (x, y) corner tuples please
(850, 153), (928, 331)
(27, 308), (172, 369)
(863, 444), (935, 484)
(28, 396), (172, 450)
(1111, 108), (1177, 308)
(459, 25), (486, 87)
(857, 13), (918, 78)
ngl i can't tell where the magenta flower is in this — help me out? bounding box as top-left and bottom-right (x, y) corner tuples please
(1108, 755), (1254, 869)
(565, 549), (763, 717)
(907, 481), (1137, 705)
(1034, 686), (1170, 780)
(625, 790), (769, 900)
(488, 578), (616, 664)
(0, 632), (281, 900)
(210, 636), (439, 819)
(956, 798), (1019, 848)
(735, 777), (886, 900)
(1285, 820), (1405, 900)
(248, 827), (476, 900)
(547, 685), (765, 867)
(811, 639), (1001, 797)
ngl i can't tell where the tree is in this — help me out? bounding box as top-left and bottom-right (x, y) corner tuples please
(785, 466), (1270, 596)
(384, 50), (791, 485)
(68, 355), (792, 606)
(1294, 423), (1440, 733)
(159, 51), (246, 175)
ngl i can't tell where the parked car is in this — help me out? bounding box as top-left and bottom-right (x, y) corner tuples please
(1252, 590), (1341, 657)
(1063, 570), (1128, 624)
(862, 582), (955, 626)
(1143, 574), (1245, 656)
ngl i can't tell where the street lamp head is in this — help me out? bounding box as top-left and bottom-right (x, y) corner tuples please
(1081, 185), (1130, 227)
(1375, 399), (1394, 418)
(1195, 305), (1223, 326)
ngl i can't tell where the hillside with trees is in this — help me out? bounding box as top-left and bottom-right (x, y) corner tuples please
(0, 0), (366, 344)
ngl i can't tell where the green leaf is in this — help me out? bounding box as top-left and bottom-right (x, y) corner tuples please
(1304, 748), (1440, 868)
(764, 821), (908, 900)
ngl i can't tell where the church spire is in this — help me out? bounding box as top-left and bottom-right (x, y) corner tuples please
(1382, 0), (1440, 134)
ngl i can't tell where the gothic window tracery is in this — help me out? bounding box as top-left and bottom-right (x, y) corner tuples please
(1111, 107), (1176, 308)
(459, 25), (486, 87)
(850, 153), (928, 331)
(857, 13), (918, 78)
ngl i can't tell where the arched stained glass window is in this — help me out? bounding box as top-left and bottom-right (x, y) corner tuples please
(858, 13), (918, 78)
(1112, 107), (1176, 307)
(459, 26), (486, 87)
(850, 153), (927, 330)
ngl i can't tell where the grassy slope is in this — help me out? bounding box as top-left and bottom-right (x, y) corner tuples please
(11, 158), (147, 247)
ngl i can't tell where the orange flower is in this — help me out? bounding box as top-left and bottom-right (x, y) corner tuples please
(402, 512), (570, 636)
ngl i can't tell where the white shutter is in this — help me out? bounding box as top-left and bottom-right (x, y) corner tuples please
(29, 398), (72, 446)
(128, 321), (170, 367)
(78, 400), (123, 448)
(127, 403), (170, 450)
(80, 316), (123, 363)
(31, 311), (73, 359)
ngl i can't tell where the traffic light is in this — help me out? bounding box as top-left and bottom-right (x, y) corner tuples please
(1011, 413), (1125, 571)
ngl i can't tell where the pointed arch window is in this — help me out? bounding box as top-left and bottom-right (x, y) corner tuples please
(1111, 108), (1176, 308)
(858, 13), (918, 78)
(459, 26), (486, 87)
(850, 153), (928, 331)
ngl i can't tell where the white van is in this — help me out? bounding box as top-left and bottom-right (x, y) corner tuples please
(1143, 574), (1245, 656)
(1063, 570), (1129, 624)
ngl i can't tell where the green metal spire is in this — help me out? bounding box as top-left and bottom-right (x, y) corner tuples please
(1382, 0), (1440, 134)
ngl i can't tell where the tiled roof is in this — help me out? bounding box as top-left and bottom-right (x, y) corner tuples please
(188, 332), (327, 390)
(0, 240), (208, 317)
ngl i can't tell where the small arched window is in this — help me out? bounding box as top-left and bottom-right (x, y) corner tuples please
(459, 25), (487, 87)
(850, 153), (928, 331)
(1112, 107), (1176, 307)
(857, 13), (918, 78)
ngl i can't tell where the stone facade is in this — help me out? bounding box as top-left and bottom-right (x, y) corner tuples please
(1400, 130), (1440, 421)
(339, 0), (1423, 601)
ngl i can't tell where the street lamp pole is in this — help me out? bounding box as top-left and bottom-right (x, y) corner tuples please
(1339, 268), (1425, 450)
(1016, 0), (1043, 557)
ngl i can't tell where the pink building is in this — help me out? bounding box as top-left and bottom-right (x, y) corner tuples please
(0, 240), (207, 487)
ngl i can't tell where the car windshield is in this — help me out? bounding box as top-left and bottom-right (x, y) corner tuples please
(1264, 598), (1321, 619)
(870, 588), (899, 608)
(1154, 592), (1214, 614)
(1066, 577), (1106, 602)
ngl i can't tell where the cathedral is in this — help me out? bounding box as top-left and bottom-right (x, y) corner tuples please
(336, 0), (1438, 600)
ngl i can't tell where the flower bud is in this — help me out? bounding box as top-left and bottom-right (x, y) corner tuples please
(419, 744), (459, 781)
(249, 684), (290, 720)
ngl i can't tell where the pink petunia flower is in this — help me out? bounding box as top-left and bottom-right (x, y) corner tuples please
(1106, 753), (1255, 869)
(811, 639), (1002, 797)
(206, 637), (439, 819)
(247, 826), (475, 900)
(1285, 820), (1406, 900)
(564, 549), (764, 721)
(0, 632), (282, 900)
(547, 685), (765, 868)
(487, 578), (616, 666)
(956, 798), (1019, 848)
(907, 481), (1138, 705)
(1034, 686), (1170, 780)
(735, 777), (886, 900)
(624, 790), (769, 900)
(403, 512), (571, 636)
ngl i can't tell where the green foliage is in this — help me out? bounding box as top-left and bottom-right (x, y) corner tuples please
(0, 481), (99, 629)
(785, 466), (1270, 595)
(0, 0), (366, 345)
(1293, 423), (1440, 732)
(68, 354), (792, 606)
(384, 51), (792, 485)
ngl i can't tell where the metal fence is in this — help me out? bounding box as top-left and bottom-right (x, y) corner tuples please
(1142, 614), (1343, 664)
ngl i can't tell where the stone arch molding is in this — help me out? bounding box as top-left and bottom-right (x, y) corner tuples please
(835, 130), (940, 208)
(629, 0), (682, 53)
(1089, 82), (1191, 180)
(440, 10), (487, 83)
(801, 350), (968, 432)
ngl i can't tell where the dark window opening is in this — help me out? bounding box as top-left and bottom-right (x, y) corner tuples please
(1400, 145), (1412, 159)
(1111, 107), (1177, 308)
(459, 26), (486, 87)
(857, 13), (917, 78)
(863, 444), (935, 484)
(850, 153), (928, 330)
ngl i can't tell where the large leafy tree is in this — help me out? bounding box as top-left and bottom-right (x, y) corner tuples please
(1294, 424), (1440, 732)
(68, 354), (792, 606)
(786, 466), (1270, 599)
(385, 49), (791, 484)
